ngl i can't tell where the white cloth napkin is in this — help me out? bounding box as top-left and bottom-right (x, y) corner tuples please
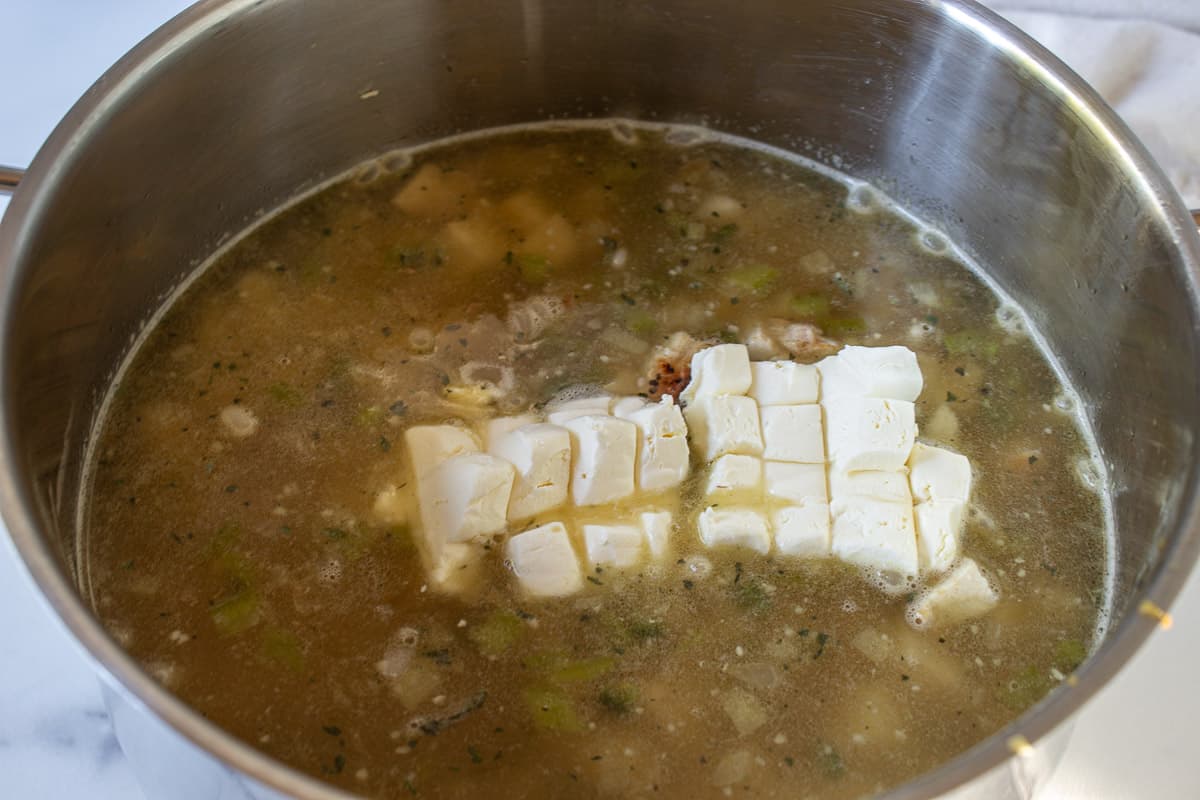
(988, 2), (1200, 207)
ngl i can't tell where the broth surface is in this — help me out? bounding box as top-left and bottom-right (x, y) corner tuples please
(83, 124), (1108, 798)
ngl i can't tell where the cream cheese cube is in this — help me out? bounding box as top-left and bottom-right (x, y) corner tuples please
(563, 415), (637, 506)
(583, 524), (645, 569)
(825, 398), (916, 472)
(426, 541), (484, 594)
(816, 354), (866, 400)
(611, 396), (648, 417)
(684, 395), (764, 460)
(773, 503), (831, 557)
(706, 454), (763, 501)
(914, 500), (964, 574)
(488, 423), (571, 521)
(909, 558), (998, 629)
(420, 453), (515, 544)
(764, 462), (828, 503)
(749, 361), (819, 405)
(829, 468), (912, 504)
(405, 424), (480, 479)
(547, 395), (612, 426)
(837, 345), (923, 401)
(505, 522), (584, 597)
(760, 405), (825, 463)
(615, 395), (690, 492)
(680, 344), (752, 404)
(698, 507), (771, 554)
(482, 414), (538, 450)
(908, 443), (972, 504)
(640, 511), (673, 560)
(830, 497), (919, 579)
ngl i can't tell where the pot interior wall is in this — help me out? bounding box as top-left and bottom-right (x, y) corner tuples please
(4, 0), (1198, 745)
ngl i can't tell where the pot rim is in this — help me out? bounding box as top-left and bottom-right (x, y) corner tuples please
(2, 1), (1199, 798)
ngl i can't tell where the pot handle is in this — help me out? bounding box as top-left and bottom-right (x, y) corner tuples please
(0, 165), (24, 196)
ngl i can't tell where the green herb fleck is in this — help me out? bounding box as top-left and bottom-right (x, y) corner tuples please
(469, 610), (525, 657)
(524, 685), (581, 732)
(467, 745), (483, 764)
(598, 683), (639, 714)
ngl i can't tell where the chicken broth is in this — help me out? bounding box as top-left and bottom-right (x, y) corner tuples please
(83, 123), (1108, 798)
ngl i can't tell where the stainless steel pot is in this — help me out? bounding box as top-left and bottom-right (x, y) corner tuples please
(3, 1), (1199, 798)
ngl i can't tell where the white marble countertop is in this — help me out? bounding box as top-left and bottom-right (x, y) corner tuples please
(3, 2), (1199, 798)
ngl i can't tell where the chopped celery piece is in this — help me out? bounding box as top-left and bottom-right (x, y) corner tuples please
(626, 309), (658, 336)
(943, 330), (999, 359)
(267, 382), (303, 407)
(1054, 639), (1087, 671)
(263, 627), (304, 671)
(551, 656), (615, 683)
(790, 293), (830, 317)
(598, 683), (639, 714)
(524, 685), (582, 731)
(821, 316), (866, 336)
(355, 405), (385, 427)
(212, 591), (260, 634)
(517, 254), (551, 283)
(727, 264), (778, 293)
(469, 610), (525, 657)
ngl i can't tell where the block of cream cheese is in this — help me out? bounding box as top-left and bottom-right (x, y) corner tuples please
(425, 541), (484, 594)
(909, 558), (998, 629)
(420, 452), (515, 544)
(816, 354), (866, 401)
(837, 345), (923, 401)
(760, 405), (825, 463)
(583, 524), (645, 569)
(907, 442), (972, 504)
(913, 499), (964, 574)
(773, 502), (831, 557)
(610, 396), (648, 417)
(505, 521), (584, 597)
(698, 506), (771, 554)
(547, 395), (612, 426)
(614, 395), (690, 492)
(563, 415), (637, 506)
(764, 462), (828, 503)
(405, 424), (480, 480)
(749, 361), (820, 406)
(828, 468), (912, 504)
(680, 343), (752, 404)
(488, 422), (572, 521)
(640, 511), (673, 560)
(706, 454), (763, 500)
(684, 394), (764, 460)
(825, 398), (916, 472)
(482, 414), (538, 450)
(830, 497), (919, 579)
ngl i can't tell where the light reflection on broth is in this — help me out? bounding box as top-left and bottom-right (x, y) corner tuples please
(83, 123), (1107, 798)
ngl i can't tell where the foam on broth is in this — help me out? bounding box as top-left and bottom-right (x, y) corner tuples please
(81, 122), (1109, 798)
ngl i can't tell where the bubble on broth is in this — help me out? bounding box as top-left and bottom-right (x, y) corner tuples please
(408, 327), (435, 353)
(611, 121), (640, 145)
(663, 126), (710, 147)
(995, 303), (1026, 335)
(1053, 392), (1076, 414)
(547, 383), (610, 405)
(381, 150), (414, 174)
(916, 228), (950, 255)
(684, 555), (713, 579)
(846, 183), (879, 214)
(1076, 458), (1103, 491)
(318, 558), (344, 583)
(355, 162), (382, 185)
